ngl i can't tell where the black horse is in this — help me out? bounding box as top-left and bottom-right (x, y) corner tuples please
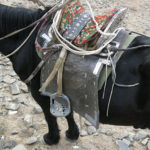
(0, 4), (150, 145)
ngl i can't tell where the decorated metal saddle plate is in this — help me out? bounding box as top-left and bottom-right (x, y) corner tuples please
(63, 12), (91, 41)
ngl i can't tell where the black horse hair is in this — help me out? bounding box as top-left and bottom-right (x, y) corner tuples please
(0, 4), (43, 37)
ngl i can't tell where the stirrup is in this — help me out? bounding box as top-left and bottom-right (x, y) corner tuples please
(50, 93), (71, 117)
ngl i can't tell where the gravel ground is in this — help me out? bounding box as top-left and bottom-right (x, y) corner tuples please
(0, 0), (150, 150)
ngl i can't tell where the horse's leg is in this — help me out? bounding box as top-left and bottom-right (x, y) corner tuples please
(32, 93), (60, 145)
(30, 73), (60, 145)
(65, 111), (79, 140)
(30, 72), (79, 143)
(41, 98), (60, 145)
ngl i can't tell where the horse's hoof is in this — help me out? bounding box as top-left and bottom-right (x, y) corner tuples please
(66, 125), (79, 140)
(43, 133), (60, 145)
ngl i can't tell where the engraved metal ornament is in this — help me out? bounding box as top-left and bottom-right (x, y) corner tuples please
(63, 12), (91, 41)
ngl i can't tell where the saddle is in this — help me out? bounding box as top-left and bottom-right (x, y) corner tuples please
(35, 0), (129, 128)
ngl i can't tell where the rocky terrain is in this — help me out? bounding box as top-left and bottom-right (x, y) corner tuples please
(0, 0), (150, 150)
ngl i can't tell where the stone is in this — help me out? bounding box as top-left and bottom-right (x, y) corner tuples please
(80, 130), (88, 137)
(39, 136), (45, 145)
(99, 129), (108, 134)
(81, 145), (88, 149)
(3, 97), (13, 102)
(134, 131), (148, 141)
(3, 75), (16, 84)
(99, 129), (112, 136)
(148, 141), (150, 150)
(0, 136), (5, 150)
(5, 103), (20, 111)
(73, 145), (80, 149)
(3, 58), (11, 65)
(93, 132), (99, 136)
(16, 81), (28, 93)
(11, 130), (19, 135)
(24, 137), (37, 145)
(116, 140), (130, 150)
(8, 110), (18, 115)
(33, 107), (42, 114)
(122, 139), (131, 146)
(87, 126), (97, 135)
(10, 71), (17, 77)
(84, 120), (92, 126)
(32, 124), (39, 130)
(0, 77), (3, 82)
(16, 97), (26, 104)
(127, 136), (134, 142)
(12, 144), (27, 150)
(120, 133), (129, 140)
(24, 114), (33, 127)
(4, 140), (17, 149)
(141, 138), (149, 145)
(10, 84), (21, 95)
(21, 128), (34, 137)
(0, 126), (5, 136)
(0, 94), (3, 98)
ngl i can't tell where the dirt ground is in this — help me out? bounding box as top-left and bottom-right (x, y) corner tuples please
(0, 0), (150, 150)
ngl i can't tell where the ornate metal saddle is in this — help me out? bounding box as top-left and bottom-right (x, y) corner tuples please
(36, 0), (129, 128)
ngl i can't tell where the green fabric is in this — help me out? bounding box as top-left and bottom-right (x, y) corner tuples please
(98, 34), (138, 90)
(36, 47), (43, 59)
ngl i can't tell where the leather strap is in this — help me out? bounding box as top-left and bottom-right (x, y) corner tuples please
(24, 47), (58, 84)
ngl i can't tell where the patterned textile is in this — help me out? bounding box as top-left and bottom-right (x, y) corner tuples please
(60, 0), (83, 32)
(74, 9), (118, 46)
(59, 0), (118, 46)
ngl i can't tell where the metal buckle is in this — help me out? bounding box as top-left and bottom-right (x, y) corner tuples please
(109, 41), (120, 49)
(50, 93), (71, 117)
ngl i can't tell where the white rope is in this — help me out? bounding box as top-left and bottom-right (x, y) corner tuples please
(115, 82), (139, 87)
(52, 12), (123, 55)
(102, 63), (108, 99)
(105, 47), (116, 116)
(85, 0), (115, 36)
(106, 82), (115, 117)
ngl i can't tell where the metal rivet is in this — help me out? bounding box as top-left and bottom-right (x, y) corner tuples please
(76, 23), (80, 27)
(69, 33), (73, 37)
(83, 14), (88, 18)
(85, 94), (88, 99)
